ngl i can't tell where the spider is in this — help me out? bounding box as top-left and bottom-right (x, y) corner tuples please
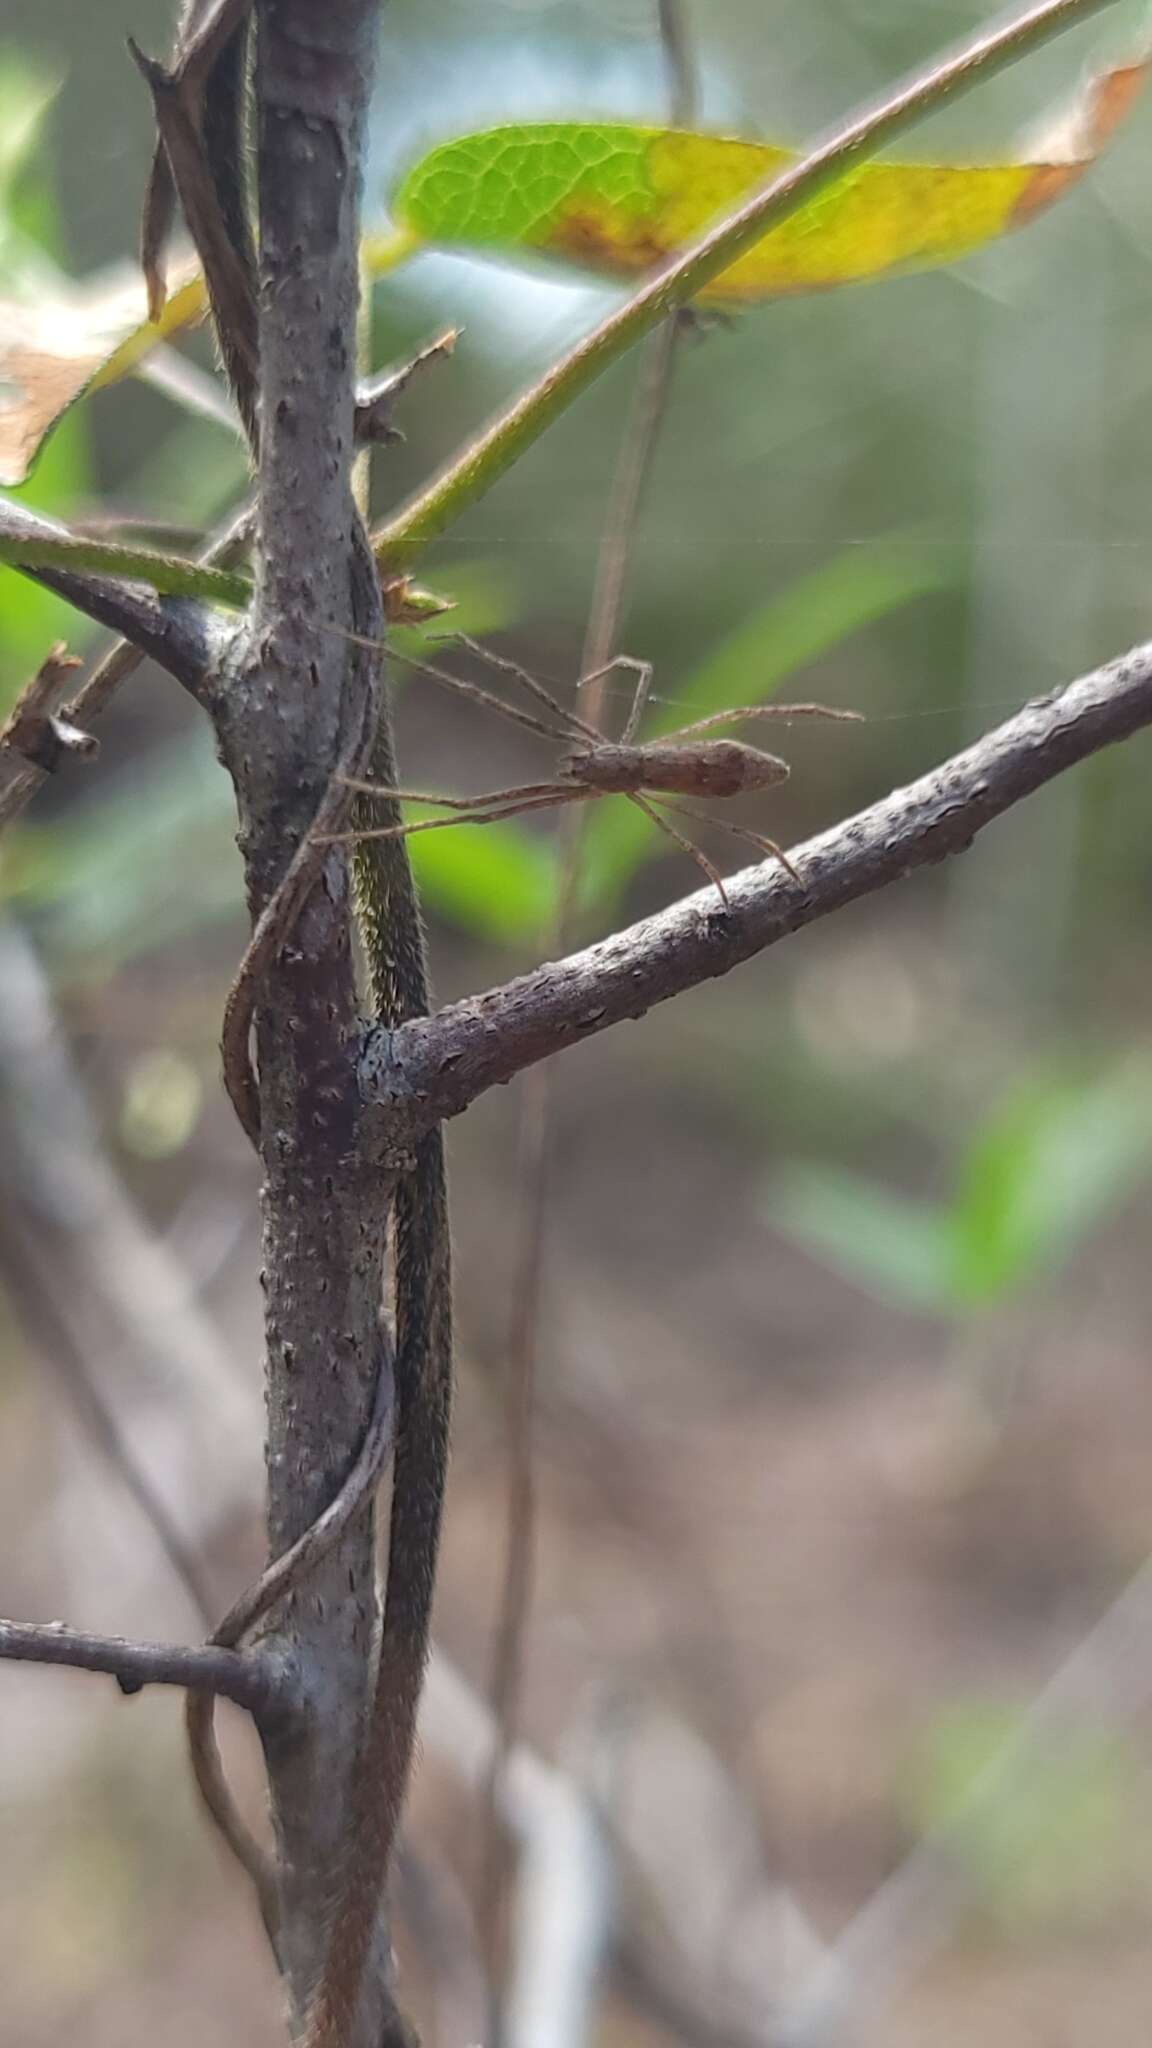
(329, 633), (862, 901)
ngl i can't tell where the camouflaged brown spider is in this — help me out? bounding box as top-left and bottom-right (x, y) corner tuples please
(332, 633), (862, 901)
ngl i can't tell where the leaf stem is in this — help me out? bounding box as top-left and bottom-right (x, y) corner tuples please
(0, 524), (250, 606)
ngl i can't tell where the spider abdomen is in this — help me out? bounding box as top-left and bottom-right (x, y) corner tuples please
(564, 738), (790, 798)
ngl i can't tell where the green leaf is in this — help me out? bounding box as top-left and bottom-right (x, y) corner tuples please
(580, 539), (947, 909)
(768, 1163), (953, 1314)
(390, 47), (1150, 302)
(945, 1065), (1152, 1306)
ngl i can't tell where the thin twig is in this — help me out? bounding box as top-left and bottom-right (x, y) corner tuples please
(0, 643), (86, 774)
(480, 6), (697, 2008)
(354, 328), (459, 444)
(427, 1654), (616, 2048)
(0, 916), (279, 1928)
(776, 1552), (1152, 2047)
(657, 0), (697, 125)
(0, 1203), (219, 1633)
(0, 1616), (286, 1715)
(363, 640), (1152, 1134)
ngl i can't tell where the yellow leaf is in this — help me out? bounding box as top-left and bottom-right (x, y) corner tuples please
(390, 45), (1150, 301)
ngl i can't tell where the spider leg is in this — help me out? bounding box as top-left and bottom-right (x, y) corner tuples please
(661, 702), (863, 741)
(443, 633), (602, 745)
(654, 798), (801, 882)
(340, 776), (570, 810)
(390, 650), (569, 745)
(576, 656), (655, 745)
(317, 785), (593, 846)
(627, 792), (728, 906)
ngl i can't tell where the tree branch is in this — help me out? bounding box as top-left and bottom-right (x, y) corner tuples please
(204, 4), (397, 2039)
(0, 1617), (288, 1717)
(363, 640), (1152, 1132)
(0, 502), (255, 834)
(0, 501), (227, 696)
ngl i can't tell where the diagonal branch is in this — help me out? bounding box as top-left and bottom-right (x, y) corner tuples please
(0, 501), (228, 695)
(0, 1616), (289, 1717)
(363, 639), (1152, 1132)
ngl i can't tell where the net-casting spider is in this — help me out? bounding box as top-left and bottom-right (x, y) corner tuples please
(330, 634), (862, 902)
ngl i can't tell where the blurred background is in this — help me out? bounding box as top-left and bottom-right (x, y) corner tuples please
(4, 0), (1152, 2042)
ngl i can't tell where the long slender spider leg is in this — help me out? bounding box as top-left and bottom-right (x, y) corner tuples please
(390, 652), (570, 746)
(626, 792), (728, 905)
(660, 701), (864, 741)
(321, 622), (570, 745)
(653, 797), (802, 883)
(317, 786), (593, 846)
(443, 633), (602, 745)
(597, 658), (655, 746)
(340, 776), (570, 810)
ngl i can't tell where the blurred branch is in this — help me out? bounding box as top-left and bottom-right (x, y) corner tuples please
(372, 0), (1122, 570)
(0, 919), (259, 1483)
(776, 1554), (1152, 2047)
(426, 1652), (827, 2048)
(479, 0), (696, 1990)
(0, 914), (280, 1914)
(425, 1654), (616, 2048)
(0, 1201), (220, 1632)
(0, 1616), (286, 1714)
(481, 0), (697, 2003)
(365, 640), (1152, 1132)
(658, 0), (697, 124)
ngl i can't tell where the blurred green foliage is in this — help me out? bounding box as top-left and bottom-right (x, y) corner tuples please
(768, 1064), (1152, 1315)
(909, 1699), (1144, 1930)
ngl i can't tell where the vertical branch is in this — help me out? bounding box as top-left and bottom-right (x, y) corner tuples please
(208, 4), (396, 2037)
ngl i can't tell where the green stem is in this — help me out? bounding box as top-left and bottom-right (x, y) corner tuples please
(372, 0), (1120, 571)
(0, 529), (251, 607)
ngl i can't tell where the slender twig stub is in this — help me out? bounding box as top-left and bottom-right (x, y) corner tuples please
(0, 1617), (287, 1716)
